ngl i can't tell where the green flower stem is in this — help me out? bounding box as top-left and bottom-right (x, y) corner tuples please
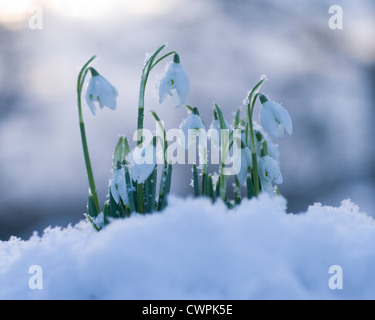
(137, 47), (177, 146)
(234, 176), (241, 205)
(149, 51), (177, 72)
(248, 117), (260, 197)
(208, 174), (214, 202)
(137, 183), (144, 214)
(245, 78), (265, 197)
(193, 164), (200, 197)
(202, 164), (208, 196)
(214, 103), (229, 201)
(162, 163), (173, 210)
(216, 176), (221, 199)
(124, 166), (135, 213)
(150, 167), (157, 212)
(77, 56), (100, 214)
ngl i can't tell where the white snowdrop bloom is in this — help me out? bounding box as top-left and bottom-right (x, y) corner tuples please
(180, 113), (205, 149)
(130, 144), (156, 184)
(110, 168), (128, 204)
(236, 147), (253, 186)
(259, 94), (292, 138)
(258, 156), (283, 193)
(86, 72), (118, 115)
(255, 134), (280, 161)
(158, 57), (190, 108)
(208, 117), (231, 149)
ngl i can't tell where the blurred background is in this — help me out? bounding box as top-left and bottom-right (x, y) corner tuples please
(0, 0), (374, 240)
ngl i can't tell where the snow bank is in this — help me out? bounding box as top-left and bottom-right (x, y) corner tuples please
(0, 195), (374, 300)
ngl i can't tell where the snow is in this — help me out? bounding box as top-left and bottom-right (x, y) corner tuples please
(0, 195), (374, 300)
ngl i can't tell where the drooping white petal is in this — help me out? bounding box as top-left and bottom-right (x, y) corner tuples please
(158, 62), (190, 108)
(274, 102), (293, 135)
(236, 147), (253, 185)
(110, 168), (128, 204)
(258, 156), (283, 194)
(266, 139), (280, 161)
(260, 100), (292, 138)
(260, 103), (281, 138)
(180, 113), (205, 149)
(85, 80), (98, 115)
(85, 75), (118, 115)
(130, 144), (156, 184)
(173, 63), (190, 107)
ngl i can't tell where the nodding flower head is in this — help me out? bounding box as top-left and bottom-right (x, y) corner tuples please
(110, 168), (128, 204)
(179, 109), (205, 149)
(129, 143), (156, 184)
(236, 147), (253, 186)
(86, 68), (118, 115)
(259, 94), (292, 139)
(158, 54), (190, 108)
(258, 155), (283, 194)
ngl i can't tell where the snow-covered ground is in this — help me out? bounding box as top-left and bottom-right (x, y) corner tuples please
(1, 194), (374, 300)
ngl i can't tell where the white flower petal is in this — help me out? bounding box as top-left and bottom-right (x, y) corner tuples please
(260, 100), (292, 138)
(260, 104), (280, 138)
(236, 147), (252, 185)
(180, 114), (205, 149)
(258, 156), (283, 194)
(158, 62), (190, 108)
(130, 145), (156, 184)
(274, 103), (293, 135)
(85, 75), (118, 114)
(174, 63), (189, 107)
(111, 168), (127, 204)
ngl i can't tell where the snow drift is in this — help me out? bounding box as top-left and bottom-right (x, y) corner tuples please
(0, 194), (374, 300)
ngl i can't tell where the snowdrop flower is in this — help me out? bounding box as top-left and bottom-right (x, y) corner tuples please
(208, 113), (231, 149)
(258, 156), (283, 194)
(86, 68), (118, 115)
(254, 131), (280, 161)
(110, 168), (128, 204)
(158, 54), (190, 108)
(236, 147), (253, 186)
(179, 110), (205, 149)
(129, 144), (156, 184)
(259, 94), (292, 138)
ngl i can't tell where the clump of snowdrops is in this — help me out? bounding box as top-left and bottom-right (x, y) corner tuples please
(76, 44), (293, 230)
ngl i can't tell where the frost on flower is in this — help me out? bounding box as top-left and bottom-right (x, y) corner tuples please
(86, 72), (118, 115)
(129, 144), (156, 184)
(158, 57), (190, 108)
(258, 156), (283, 194)
(110, 168), (128, 204)
(259, 94), (292, 139)
(236, 147), (253, 186)
(179, 112), (205, 149)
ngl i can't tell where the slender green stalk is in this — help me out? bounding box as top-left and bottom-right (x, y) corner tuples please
(202, 164), (208, 196)
(192, 164), (200, 197)
(77, 56), (100, 214)
(150, 167), (157, 212)
(234, 176), (241, 205)
(208, 174), (214, 202)
(214, 103), (229, 201)
(124, 166), (136, 213)
(161, 163), (173, 210)
(216, 177), (221, 200)
(245, 79), (265, 197)
(137, 184), (144, 214)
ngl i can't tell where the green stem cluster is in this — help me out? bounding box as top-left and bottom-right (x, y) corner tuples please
(191, 79), (266, 207)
